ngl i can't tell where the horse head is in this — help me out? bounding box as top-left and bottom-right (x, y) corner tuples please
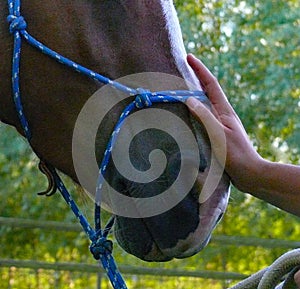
(0, 0), (230, 262)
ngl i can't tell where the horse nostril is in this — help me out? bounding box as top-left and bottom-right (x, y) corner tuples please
(198, 151), (207, 172)
(166, 150), (202, 180)
(166, 153), (181, 179)
(199, 162), (206, 172)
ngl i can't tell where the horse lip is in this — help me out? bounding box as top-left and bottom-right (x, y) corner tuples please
(174, 205), (226, 259)
(142, 177), (230, 261)
(174, 234), (212, 259)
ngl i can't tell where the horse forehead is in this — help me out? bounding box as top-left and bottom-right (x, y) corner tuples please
(100, 1), (170, 24)
(97, 0), (176, 29)
(103, 0), (171, 11)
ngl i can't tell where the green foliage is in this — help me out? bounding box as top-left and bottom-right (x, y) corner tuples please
(1, 0), (300, 288)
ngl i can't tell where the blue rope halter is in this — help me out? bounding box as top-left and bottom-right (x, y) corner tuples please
(6, 1), (208, 288)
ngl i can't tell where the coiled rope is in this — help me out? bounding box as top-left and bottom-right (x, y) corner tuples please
(228, 249), (300, 288)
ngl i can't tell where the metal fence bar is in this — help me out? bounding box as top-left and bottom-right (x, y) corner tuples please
(0, 216), (82, 232)
(211, 235), (300, 249)
(0, 259), (247, 281)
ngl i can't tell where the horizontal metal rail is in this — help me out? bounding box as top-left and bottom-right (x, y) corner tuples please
(0, 216), (82, 232)
(0, 259), (247, 280)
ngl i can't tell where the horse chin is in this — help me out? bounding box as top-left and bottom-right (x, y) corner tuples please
(113, 174), (230, 262)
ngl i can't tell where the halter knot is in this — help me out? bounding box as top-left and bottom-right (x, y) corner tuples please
(7, 15), (27, 33)
(135, 88), (153, 108)
(90, 236), (113, 260)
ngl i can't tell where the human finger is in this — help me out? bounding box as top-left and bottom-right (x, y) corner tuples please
(187, 54), (216, 88)
(186, 97), (227, 166)
(187, 54), (233, 114)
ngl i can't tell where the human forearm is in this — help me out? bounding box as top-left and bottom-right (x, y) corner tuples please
(248, 159), (300, 216)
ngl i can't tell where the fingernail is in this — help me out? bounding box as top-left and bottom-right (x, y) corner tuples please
(186, 97), (199, 107)
(187, 53), (196, 60)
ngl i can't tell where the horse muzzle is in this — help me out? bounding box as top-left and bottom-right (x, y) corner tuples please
(112, 170), (230, 262)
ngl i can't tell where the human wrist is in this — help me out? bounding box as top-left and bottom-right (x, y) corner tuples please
(248, 158), (271, 193)
(230, 153), (266, 194)
(244, 157), (278, 199)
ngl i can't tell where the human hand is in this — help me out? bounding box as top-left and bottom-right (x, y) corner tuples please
(186, 54), (263, 193)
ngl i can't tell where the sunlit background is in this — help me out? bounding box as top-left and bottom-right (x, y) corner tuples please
(1, 0), (299, 288)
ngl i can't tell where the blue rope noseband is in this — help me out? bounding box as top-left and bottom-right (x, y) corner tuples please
(7, 1), (208, 288)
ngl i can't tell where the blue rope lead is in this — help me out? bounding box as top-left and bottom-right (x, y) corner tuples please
(7, 1), (208, 289)
(51, 168), (127, 289)
(7, 4), (31, 140)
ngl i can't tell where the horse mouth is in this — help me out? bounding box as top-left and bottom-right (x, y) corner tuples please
(113, 172), (230, 262)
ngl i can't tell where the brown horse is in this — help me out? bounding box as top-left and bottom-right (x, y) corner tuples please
(0, 1), (230, 262)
